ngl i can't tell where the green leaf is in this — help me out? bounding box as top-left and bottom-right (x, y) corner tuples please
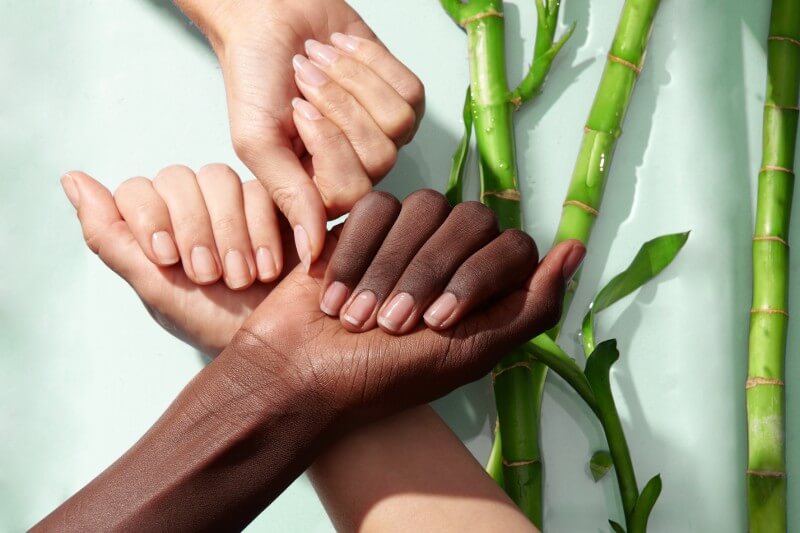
(590, 450), (613, 482)
(609, 519), (626, 533)
(628, 474), (662, 533)
(582, 231), (689, 356)
(445, 87), (472, 205)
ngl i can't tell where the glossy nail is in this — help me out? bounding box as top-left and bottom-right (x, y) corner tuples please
(151, 231), (179, 265)
(320, 281), (349, 316)
(330, 32), (359, 54)
(292, 54), (328, 86)
(305, 39), (339, 66)
(294, 225), (311, 272)
(343, 291), (377, 327)
(191, 246), (218, 283)
(60, 174), (80, 208)
(256, 247), (278, 281)
(224, 249), (251, 289)
(423, 292), (458, 329)
(378, 292), (415, 332)
(562, 243), (587, 282)
(291, 97), (323, 121)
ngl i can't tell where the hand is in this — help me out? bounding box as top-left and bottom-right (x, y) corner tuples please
(60, 166), (298, 356)
(178, 0), (425, 268)
(230, 189), (586, 420)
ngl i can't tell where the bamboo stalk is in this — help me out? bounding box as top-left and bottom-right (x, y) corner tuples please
(746, 1), (800, 530)
(439, 0), (569, 525)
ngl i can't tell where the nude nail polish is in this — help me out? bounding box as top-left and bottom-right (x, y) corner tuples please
(343, 291), (377, 327)
(562, 244), (587, 282)
(294, 225), (311, 272)
(378, 292), (415, 332)
(305, 39), (339, 66)
(224, 249), (251, 289)
(60, 174), (80, 209)
(292, 54), (328, 86)
(320, 281), (348, 316)
(191, 246), (218, 283)
(256, 247), (278, 281)
(291, 97), (323, 120)
(330, 32), (359, 54)
(151, 231), (179, 265)
(423, 293), (458, 329)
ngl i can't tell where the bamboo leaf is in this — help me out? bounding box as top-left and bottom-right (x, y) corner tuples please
(628, 474), (662, 533)
(582, 232), (689, 356)
(590, 450), (614, 482)
(609, 520), (626, 533)
(446, 87), (472, 205)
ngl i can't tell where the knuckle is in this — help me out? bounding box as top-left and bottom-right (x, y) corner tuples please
(402, 76), (425, 108)
(197, 163), (238, 182)
(454, 201), (499, 235)
(355, 189), (400, 213)
(381, 104), (416, 141)
(232, 131), (267, 163)
(270, 184), (301, 214)
(502, 229), (538, 260)
(404, 188), (449, 213)
(114, 176), (150, 197)
(156, 164), (195, 182)
(212, 214), (240, 237)
(174, 212), (208, 230)
(407, 249), (445, 280)
(363, 140), (397, 179)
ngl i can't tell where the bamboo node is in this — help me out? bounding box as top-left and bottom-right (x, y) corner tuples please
(503, 458), (541, 468)
(759, 165), (795, 175)
(753, 235), (789, 247)
(750, 307), (789, 317)
(483, 189), (521, 201)
(584, 125), (622, 138)
(745, 377), (785, 389)
(746, 469), (786, 478)
(768, 35), (800, 48)
(492, 361), (532, 382)
(460, 8), (503, 27)
(563, 199), (599, 216)
(510, 95), (522, 110)
(607, 53), (642, 75)
(567, 278), (579, 293)
(765, 102), (800, 112)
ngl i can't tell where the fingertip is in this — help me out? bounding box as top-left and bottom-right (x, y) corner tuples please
(256, 246), (280, 282)
(60, 173), (81, 209)
(291, 97), (323, 121)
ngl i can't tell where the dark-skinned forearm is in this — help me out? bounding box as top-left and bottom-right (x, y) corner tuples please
(33, 339), (336, 532)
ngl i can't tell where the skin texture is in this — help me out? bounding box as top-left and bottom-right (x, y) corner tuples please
(175, 0), (425, 267)
(42, 179), (582, 531)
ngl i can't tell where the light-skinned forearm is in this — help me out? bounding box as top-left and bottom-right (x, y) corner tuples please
(310, 405), (538, 533)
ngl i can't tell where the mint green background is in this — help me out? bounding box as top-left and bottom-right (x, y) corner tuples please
(1, 1), (796, 531)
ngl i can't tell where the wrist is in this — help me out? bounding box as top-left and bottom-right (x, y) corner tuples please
(175, 0), (274, 51)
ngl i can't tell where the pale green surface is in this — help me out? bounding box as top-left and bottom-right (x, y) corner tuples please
(0, 1), (797, 531)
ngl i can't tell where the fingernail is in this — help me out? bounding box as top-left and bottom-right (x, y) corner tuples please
(562, 243), (587, 282)
(191, 246), (219, 283)
(60, 174), (80, 209)
(321, 281), (349, 316)
(224, 249), (251, 289)
(256, 247), (278, 281)
(330, 32), (359, 53)
(343, 290), (377, 327)
(151, 231), (179, 265)
(305, 39), (339, 66)
(292, 54), (328, 86)
(294, 225), (311, 272)
(291, 97), (323, 121)
(423, 293), (458, 329)
(378, 292), (415, 332)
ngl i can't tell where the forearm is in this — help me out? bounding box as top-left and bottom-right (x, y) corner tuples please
(309, 405), (537, 533)
(34, 343), (333, 532)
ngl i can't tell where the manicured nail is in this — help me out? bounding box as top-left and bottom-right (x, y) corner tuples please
(305, 39), (339, 66)
(292, 54), (328, 86)
(224, 249), (251, 289)
(321, 281), (349, 316)
(423, 293), (458, 329)
(151, 231), (179, 265)
(291, 97), (323, 121)
(562, 244), (587, 282)
(60, 174), (80, 209)
(343, 290), (377, 327)
(294, 225), (311, 272)
(191, 246), (219, 283)
(378, 292), (415, 332)
(330, 32), (359, 54)
(256, 247), (278, 281)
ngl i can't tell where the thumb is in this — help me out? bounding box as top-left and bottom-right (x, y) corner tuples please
(232, 123), (327, 273)
(456, 240), (586, 372)
(61, 171), (152, 285)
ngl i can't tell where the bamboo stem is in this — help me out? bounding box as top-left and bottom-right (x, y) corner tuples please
(746, 1), (800, 530)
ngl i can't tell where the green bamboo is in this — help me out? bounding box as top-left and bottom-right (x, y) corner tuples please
(746, 1), (800, 530)
(439, 0), (570, 525)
